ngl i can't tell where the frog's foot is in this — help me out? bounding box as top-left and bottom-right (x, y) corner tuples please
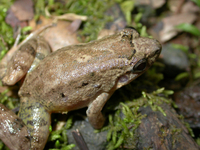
(19, 98), (51, 150)
(1, 37), (51, 86)
(0, 104), (31, 150)
(86, 93), (110, 129)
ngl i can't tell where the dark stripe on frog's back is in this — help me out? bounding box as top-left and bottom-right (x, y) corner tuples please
(9, 39), (38, 73)
(19, 38), (38, 56)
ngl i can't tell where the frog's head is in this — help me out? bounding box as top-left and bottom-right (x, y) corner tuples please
(116, 28), (162, 88)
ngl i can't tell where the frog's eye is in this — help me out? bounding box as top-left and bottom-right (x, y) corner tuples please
(132, 59), (147, 73)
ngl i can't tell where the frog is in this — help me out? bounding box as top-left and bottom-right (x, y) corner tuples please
(0, 28), (161, 150)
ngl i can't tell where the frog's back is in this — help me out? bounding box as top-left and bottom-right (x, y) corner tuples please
(19, 28), (161, 112)
(19, 36), (132, 112)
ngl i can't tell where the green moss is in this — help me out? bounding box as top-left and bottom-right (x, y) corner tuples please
(178, 115), (195, 137)
(47, 116), (75, 149)
(64, 0), (115, 42)
(0, 0), (14, 60)
(159, 124), (183, 148)
(102, 106), (146, 150)
(101, 87), (173, 150)
(0, 87), (20, 110)
(0, 141), (9, 150)
(196, 137), (200, 146)
(33, 0), (46, 18)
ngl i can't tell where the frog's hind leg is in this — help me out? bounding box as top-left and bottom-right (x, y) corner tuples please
(19, 98), (51, 150)
(1, 37), (51, 86)
(0, 103), (31, 150)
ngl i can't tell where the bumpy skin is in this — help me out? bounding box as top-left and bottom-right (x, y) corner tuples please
(0, 28), (161, 150)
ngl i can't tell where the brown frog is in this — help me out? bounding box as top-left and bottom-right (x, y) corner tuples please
(0, 28), (161, 150)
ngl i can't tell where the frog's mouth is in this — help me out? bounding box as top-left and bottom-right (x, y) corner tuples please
(116, 70), (146, 89)
(116, 49), (161, 89)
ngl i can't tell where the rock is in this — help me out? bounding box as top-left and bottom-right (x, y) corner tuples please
(66, 118), (108, 150)
(161, 43), (189, 78)
(174, 84), (200, 128)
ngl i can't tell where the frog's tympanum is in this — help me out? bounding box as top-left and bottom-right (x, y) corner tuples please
(0, 28), (161, 150)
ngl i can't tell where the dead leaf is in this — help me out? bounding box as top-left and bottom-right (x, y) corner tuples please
(97, 29), (115, 39)
(182, 1), (200, 13)
(5, 0), (34, 28)
(5, 9), (20, 27)
(135, 0), (165, 9)
(159, 13), (197, 42)
(40, 20), (80, 51)
(29, 17), (80, 51)
(10, 0), (34, 21)
(29, 16), (53, 31)
(168, 0), (184, 13)
(66, 19), (82, 33)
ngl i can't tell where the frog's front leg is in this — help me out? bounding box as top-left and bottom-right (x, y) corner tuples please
(86, 93), (110, 129)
